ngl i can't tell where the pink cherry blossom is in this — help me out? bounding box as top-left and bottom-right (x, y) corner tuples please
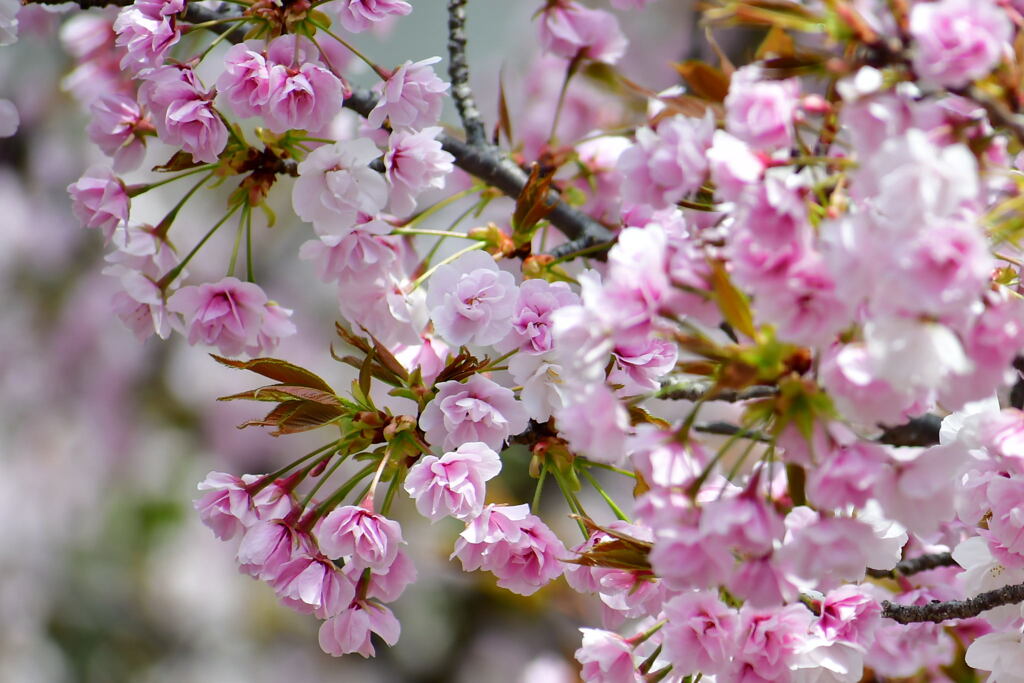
(67, 166), (129, 241)
(236, 520), (308, 580)
(292, 138), (389, 239)
(86, 94), (149, 172)
(404, 441), (501, 521)
(336, 270), (427, 347)
(139, 65), (227, 164)
(874, 442), (967, 536)
(393, 335), (449, 385)
(730, 604), (814, 681)
(618, 112), (714, 209)
(910, 0), (1011, 88)
(261, 35), (343, 133)
(661, 590), (739, 677)
(574, 629), (641, 683)
(271, 553), (356, 618)
(194, 471), (261, 540)
(345, 548), (417, 602)
(725, 65), (800, 150)
(316, 505), (403, 571)
(608, 337), (677, 396)
(508, 353), (569, 422)
(556, 383), (630, 466)
(167, 277), (292, 357)
(113, 0), (181, 74)
(216, 41), (273, 119)
(318, 601), (401, 657)
(330, 0), (412, 33)
(499, 275), (580, 356)
(807, 440), (889, 510)
(965, 630), (1024, 682)
(452, 504), (566, 595)
(299, 229), (397, 283)
(420, 374), (529, 452)
(384, 126), (454, 215)
(367, 57), (449, 130)
(707, 130), (766, 201)
(425, 249), (518, 347)
(818, 584), (881, 646)
(538, 1), (627, 64)
(701, 484), (785, 556)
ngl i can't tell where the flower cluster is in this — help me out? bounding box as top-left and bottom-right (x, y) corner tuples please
(42, 0), (1024, 677)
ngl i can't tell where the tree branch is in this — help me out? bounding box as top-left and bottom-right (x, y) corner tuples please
(446, 0), (486, 146)
(35, 0), (616, 252)
(659, 380), (779, 402)
(694, 422), (771, 443)
(877, 414), (942, 447)
(866, 552), (956, 579)
(882, 581), (1024, 624)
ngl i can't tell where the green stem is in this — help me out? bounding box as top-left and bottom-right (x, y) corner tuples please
(152, 171), (214, 238)
(398, 187), (480, 229)
(547, 54), (582, 147)
(581, 460), (636, 478)
(409, 241), (487, 291)
(128, 164), (216, 197)
(578, 467), (629, 521)
(311, 462), (378, 520)
(392, 228), (476, 239)
(158, 202), (242, 289)
(195, 19), (243, 62)
(310, 19), (390, 80)
(227, 204), (247, 277)
(380, 468), (405, 517)
(299, 450), (348, 509)
(532, 463), (548, 512)
(184, 15), (252, 33)
(551, 467), (589, 538)
(250, 440), (340, 495)
(478, 349), (518, 373)
(421, 199), (486, 269)
(245, 202), (255, 282)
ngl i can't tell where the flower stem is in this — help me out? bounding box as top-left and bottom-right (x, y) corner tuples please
(578, 467), (629, 522)
(158, 202), (242, 289)
(408, 241), (487, 292)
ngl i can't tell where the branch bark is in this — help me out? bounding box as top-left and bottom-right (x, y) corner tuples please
(865, 552), (956, 579)
(659, 380), (779, 402)
(882, 581), (1024, 624)
(446, 0), (486, 146)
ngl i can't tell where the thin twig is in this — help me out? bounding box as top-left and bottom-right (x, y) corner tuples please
(693, 422), (771, 443)
(446, 0), (486, 146)
(882, 581), (1024, 624)
(866, 552), (956, 579)
(659, 381), (779, 402)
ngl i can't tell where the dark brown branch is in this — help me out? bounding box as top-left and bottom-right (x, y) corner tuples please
(446, 0), (486, 146)
(660, 381), (779, 402)
(866, 552), (956, 579)
(882, 581), (1024, 624)
(694, 422), (771, 443)
(877, 414), (942, 447)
